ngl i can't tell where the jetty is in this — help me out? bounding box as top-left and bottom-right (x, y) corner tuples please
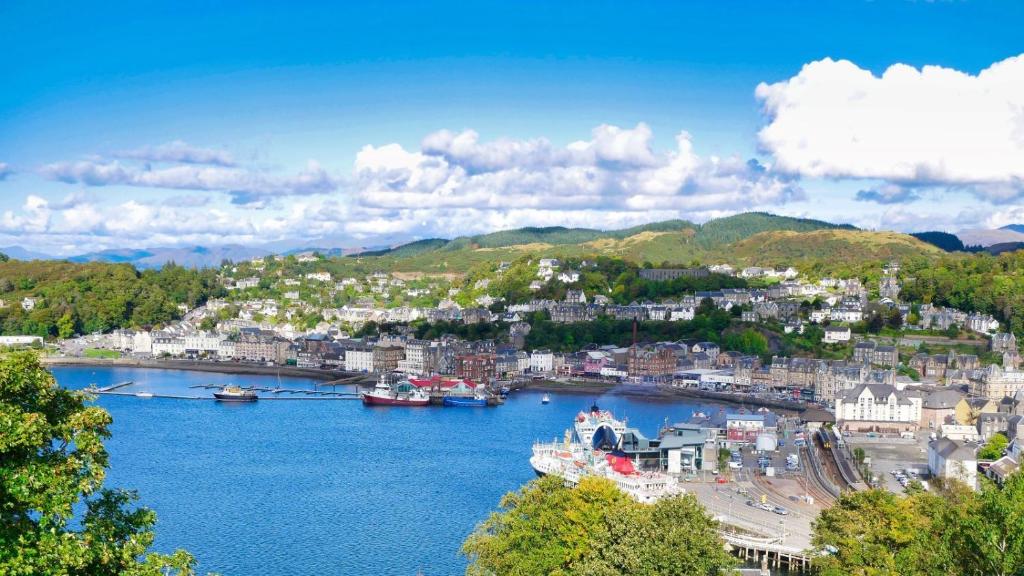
(90, 381), (134, 393)
(188, 383), (361, 399)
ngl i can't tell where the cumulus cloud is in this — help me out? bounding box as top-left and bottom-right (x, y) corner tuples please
(756, 55), (1024, 201)
(354, 123), (801, 217)
(29, 124), (803, 249)
(40, 158), (338, 205)
(113, 140), (236, 166)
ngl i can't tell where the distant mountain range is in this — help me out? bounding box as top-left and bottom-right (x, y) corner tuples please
(5, 212), (1024, 269)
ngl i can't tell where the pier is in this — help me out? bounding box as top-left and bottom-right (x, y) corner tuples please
(188, 384), (361, 398)
(722, 532), (812, 572)
(93, 380), (134, 392)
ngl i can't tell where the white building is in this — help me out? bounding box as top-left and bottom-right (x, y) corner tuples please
(21, 297), (38, 311)
(830, 307), (863, 323)
(152, 336), (186, 357)
(182, 332), (224, 356)
(217, 339), (236, 359)
(670, 307), (696, 322)
(557, 270), (580, 283)
(928, 438), (978, 490)
(397, 340), (432, 375)
(823, 326), (851, 344)
(132, 331), (153, 354)
(345, 348), (374, 372)
(530, 349), (554, 373)
(809, 309), (830, 323)
(835, 384), (922, 432)
(0, 335), (43, 347)
(232, 277), (260, 290)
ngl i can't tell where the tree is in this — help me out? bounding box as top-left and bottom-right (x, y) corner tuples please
(0, 351), (195, 575)
(811, 489), (954, 576)
(886, 308), (904, 330)
(462, 475), (732, 576)
(867, 313), (885, 334)
(978, 433), (1009, 461)
(951, 473), (1024, 576)
(56, 311), (76, 339)
(696, 297), (716, 316)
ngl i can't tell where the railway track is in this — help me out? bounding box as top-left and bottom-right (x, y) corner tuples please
(818, 429), (868, 490)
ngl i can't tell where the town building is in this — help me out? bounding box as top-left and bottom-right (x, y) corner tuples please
(835, 384), (922, 433)
(928, 438), (978, 490)
(823, 326), (852, 344)
(456, 353), (497, 383)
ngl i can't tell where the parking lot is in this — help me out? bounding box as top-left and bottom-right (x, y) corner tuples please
(843, 434), (930, 493)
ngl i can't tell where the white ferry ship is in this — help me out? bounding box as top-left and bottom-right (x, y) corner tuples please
(529, 404), (680, 504)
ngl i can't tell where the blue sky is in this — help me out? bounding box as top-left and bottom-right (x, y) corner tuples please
(2, 1), (1023, 254)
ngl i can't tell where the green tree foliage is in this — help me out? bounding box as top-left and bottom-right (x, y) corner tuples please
(978, 433), (1009, 460)
(462, 475), (733, 576)
(813, 477), (1024, 576)
(811, 489), (956, 576)
(866, 313), (885, 334)
(0, 261), (224, 337)
(721, 328), (769, 356)
(0, 352), (196, 574)
(951, 473), (1024, 576)
(886, 308), (904, 330)
(523, 310), (733, 352)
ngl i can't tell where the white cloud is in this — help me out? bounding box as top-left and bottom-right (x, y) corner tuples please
(28, 123), (803, 250)
(354, 124), (801, 219)
(40, 159), (338, 205)
(756, 55), (1024, 200)
(113, 140), (236, 166)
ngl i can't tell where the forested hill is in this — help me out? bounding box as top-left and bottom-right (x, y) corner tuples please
(360, 212), (850, 257)
(0, 257), (224, 338)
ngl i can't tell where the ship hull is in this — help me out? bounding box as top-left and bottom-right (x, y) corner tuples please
(443, 396), (488, 407)
(213, 393), (258, 402)
(361, 394), (429, 406)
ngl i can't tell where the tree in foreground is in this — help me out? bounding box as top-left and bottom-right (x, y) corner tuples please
(462, 475), (734, 576)
(0, 351), (196, 575)
(811, 477), (1024, 576)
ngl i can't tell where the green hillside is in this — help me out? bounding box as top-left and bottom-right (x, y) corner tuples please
(693, 212), (855, 249)
(358, 212), (847, 267)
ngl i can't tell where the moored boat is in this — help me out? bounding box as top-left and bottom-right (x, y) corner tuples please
(213, 385), (258, 402)
(361, 376), (429, 406)
(443, 393), (488, 407)
(529, 406), (679, 503)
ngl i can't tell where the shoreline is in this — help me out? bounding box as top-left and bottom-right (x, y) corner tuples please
(518, 380), (807, 413)
(43, 358), (810, 413)
(41, 357), (365, 383)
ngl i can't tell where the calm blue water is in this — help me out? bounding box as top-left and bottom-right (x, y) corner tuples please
(54, 367), (716, 575)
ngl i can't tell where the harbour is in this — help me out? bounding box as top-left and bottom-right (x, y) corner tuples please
(56, 365), (833, 574)
(56, 365), (757, 575)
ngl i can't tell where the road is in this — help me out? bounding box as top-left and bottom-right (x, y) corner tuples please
(687, 482), (813, 551)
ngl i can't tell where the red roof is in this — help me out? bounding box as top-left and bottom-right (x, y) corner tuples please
(408, 376), (480, 389)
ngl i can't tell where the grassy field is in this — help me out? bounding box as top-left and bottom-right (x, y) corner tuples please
(83, 348), (121, 359)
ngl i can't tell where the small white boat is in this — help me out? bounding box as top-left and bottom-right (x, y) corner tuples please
(541, 394), (551, 404)
(135, 392), (154, 398)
